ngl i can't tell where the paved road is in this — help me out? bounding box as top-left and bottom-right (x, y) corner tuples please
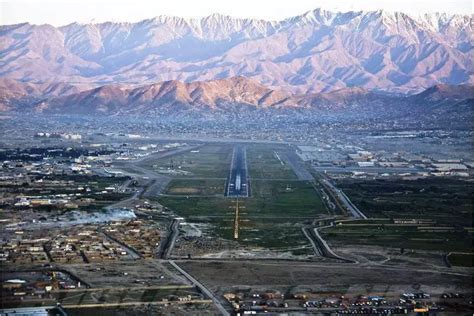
(105, 188), (141, 211)
(157, 219), (180, 259)
(280, 150), (314, 181)
(100, 229), (141, 260)
(320, 177), (367, 219)
(132, 145), (202, 165)
(109, 147), (200, 198)
(312, 226), (356, 263)
(113, 135), (289, 145)
(97, 145), (200, 183)
(169, 260), (231, 316)
(302, 226), (355, 263)
(302, 227), (323, 257)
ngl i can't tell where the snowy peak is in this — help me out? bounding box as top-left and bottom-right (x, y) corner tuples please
(0, 9), (472, 94)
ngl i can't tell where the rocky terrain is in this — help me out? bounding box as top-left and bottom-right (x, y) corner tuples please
(0, 9), (472, 94)
(1, 76), (472, 116)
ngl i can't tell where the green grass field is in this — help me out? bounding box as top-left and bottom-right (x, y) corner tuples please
(158, 179), (326, 251)
(246, 144), (297, 180)
(150, 145), (233, 178)
(321, 221), (472, 252)
(447, 252), (473, 267)
(158, 196), (321, 252)
(316, 177), (474, 254)
(155, 144), (327, 253)
(334, 178), (473, 227)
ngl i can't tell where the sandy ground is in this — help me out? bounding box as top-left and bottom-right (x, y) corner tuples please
(178, 260), (472, 297)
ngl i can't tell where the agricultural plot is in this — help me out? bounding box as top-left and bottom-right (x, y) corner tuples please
(334, 178), (473, 226)
(321, 178), (473, 253)
(321, 221), (472, 252)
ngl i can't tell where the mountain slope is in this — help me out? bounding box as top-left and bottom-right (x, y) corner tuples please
(0, 78), (86, 111)
(33, 77), (296, 114)
(413, 84), (474, 102)
(0, 9), (472, 94)
(3, 77), (471, 116)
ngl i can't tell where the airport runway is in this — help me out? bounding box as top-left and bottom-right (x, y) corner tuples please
(225, 146), (249, 197)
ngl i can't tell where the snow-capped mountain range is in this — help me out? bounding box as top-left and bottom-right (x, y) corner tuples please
(0, 9), (472, 94)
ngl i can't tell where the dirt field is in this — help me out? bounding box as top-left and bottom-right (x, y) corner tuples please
(178, 260), (472, 297)
(168, 187), (201, 194)
(61, 261), (188, 288)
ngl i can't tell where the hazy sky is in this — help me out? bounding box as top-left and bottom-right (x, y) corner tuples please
(1, 0), (472, 26)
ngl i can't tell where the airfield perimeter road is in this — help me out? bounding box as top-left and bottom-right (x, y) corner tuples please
(279, 150), (314, 181)
(169, 261), (231, 316)
(319, 177), (367, 219)
(302, 226), (355, 263)
(157, 218), (181, 259)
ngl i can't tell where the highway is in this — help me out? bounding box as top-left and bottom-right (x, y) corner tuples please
(225, 146), (249, 197)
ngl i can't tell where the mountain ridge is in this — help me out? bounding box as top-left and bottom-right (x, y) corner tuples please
(0, 9), (472, 94)
(2, 76), (472, 115)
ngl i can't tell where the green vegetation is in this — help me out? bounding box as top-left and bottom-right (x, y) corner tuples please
(153, 144), (328, 253)
(246, 144), (297, 180)
(447, 252), (473, 267)
(321, 178), (474, 253)
(159, 196), (318, 252)
(335, 178), (473, 227)
(150, 145), (233, 178)
(158, 145), (327, 254)
(321, 221), (472, 252)
(248, 180), (325, 217)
